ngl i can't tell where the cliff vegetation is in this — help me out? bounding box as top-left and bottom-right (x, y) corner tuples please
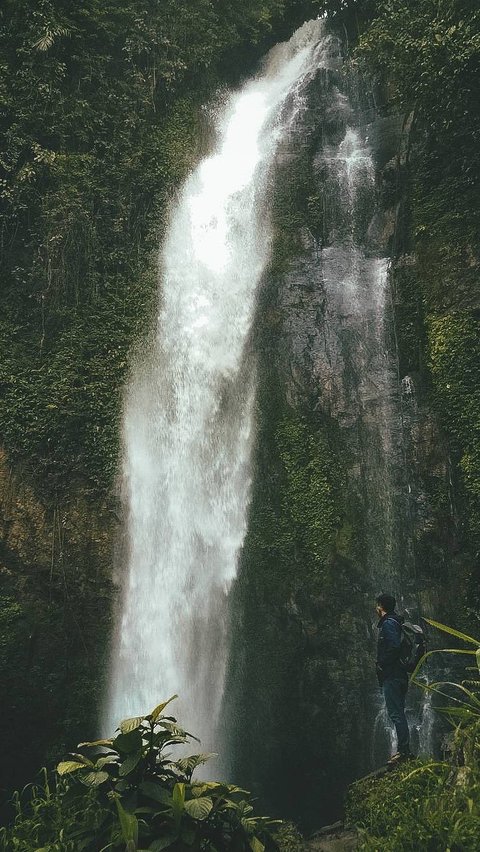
(1, 0), (480, 841)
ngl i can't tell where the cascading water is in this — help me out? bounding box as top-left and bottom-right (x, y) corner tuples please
(318, 124), (399, 583)
(104, 19), (332, 758)
(224, 28), (432, 817)
(312, 106), (411, 769)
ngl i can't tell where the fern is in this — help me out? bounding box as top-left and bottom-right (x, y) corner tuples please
(32, 26), (70, 52)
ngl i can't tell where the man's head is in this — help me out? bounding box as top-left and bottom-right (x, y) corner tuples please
(376, 592), (396, 617)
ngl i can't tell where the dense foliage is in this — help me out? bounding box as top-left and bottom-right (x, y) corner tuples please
(348, 751), (480, 851)
(0, 698), (281, 851)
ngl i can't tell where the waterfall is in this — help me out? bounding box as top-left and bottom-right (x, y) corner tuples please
(104, 19), (332, 757)
(315, 120), (401, 586)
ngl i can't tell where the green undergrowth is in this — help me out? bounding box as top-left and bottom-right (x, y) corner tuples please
(347, 620), (480, 850)
(347, 743), (480, 851)
(0, 698), (282, 852)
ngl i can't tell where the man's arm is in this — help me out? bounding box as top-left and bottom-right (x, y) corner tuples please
(377, 618), (402, 681)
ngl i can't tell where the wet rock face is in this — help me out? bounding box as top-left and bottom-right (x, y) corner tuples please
(227, 31), (455, 830)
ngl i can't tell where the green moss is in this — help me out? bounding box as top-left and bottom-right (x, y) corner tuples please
(427, 311), (480, 547)
(276, 415), (344, 579)
(244, 409), (346, 602)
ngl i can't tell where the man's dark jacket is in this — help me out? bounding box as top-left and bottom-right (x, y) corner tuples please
(376, 612), (406, 684)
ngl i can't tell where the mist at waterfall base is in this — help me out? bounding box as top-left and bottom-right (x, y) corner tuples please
(104, 17), (431, 823)
(104, 20), (330, 768)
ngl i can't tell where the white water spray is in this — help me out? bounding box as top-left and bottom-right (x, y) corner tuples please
(104, 20), (331, 757)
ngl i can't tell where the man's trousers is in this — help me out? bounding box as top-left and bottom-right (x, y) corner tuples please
(383, 675), (410, 755)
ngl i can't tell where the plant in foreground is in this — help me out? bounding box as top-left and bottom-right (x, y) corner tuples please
(410, 618), (480, 732)
(1, 696), (280, 852)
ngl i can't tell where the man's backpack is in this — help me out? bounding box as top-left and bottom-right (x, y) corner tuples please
(399, 621), (427, 673)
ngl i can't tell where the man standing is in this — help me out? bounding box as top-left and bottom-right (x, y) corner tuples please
(375, 592), (413, 764)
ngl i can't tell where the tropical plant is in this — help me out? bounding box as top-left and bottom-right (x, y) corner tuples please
(1, 697), (280, 852)
(411, 618), (480, 729)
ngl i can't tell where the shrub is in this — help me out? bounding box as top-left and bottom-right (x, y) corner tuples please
(0, 697), (280, 852)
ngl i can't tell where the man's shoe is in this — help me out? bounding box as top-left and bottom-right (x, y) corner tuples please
(387, 751), (414, 766)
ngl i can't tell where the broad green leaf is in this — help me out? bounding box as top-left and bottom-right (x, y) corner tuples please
(172, 782), (185, 830)
(114, 729), (143, 754)
(78, 739), (114, 748)
(184, 797), (213, 820)
(96, 756), (118, 769)
(176, 753), (217, 776)
(191, 782), (224, 798)
(140, 781), (171, 805)
(119, 750), (142, 776)
(69, 753), (94, 767)
(56, 761), (86, 775)
(159, 720), (187, 737)
(116, 798), (139, 844)
(80, 770), (110, 787)
(149, 835), (176, 851)
(159, 720), (199, 742)
(180, 823), (196, 846)
(148, 695), (178, 722)
(173, 782), (185, 809)
(250, 838), (265, 852)
(425, 618), (480, 647)
(120, 716), (145, 734)
(218, 801), (237, 811)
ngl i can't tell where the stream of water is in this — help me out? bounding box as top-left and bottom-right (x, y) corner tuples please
(104, 19), (332, 755)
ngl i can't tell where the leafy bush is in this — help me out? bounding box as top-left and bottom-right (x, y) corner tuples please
(0, 697), (280, 852)
(346, 754), (480, 851)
